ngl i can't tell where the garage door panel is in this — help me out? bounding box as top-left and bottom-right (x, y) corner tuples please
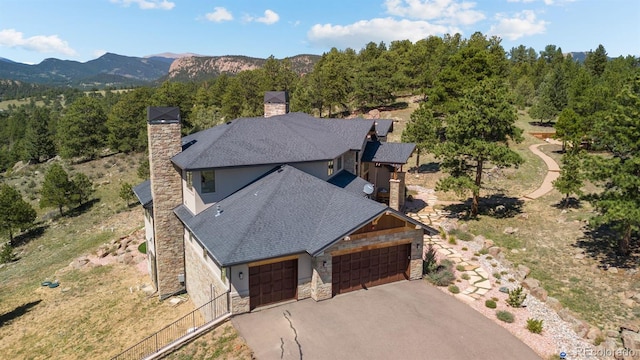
(249, 259), (298, 310)
(332, 244), (410, 296)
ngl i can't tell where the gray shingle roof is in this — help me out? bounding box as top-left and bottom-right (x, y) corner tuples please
(172, 113), (374, 170)
(132, 180), (153, 208)
(174, 165), (390, 266)
(327, 170), (373, 197)
(374, 119), (394, 137)
(361, 141), (416, 164)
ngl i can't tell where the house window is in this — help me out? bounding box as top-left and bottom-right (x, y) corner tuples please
(186, 171), (193, 190)
(327, 160), (334, 176)
(201, 170), (216, 193)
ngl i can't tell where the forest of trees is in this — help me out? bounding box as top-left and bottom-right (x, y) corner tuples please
(0, 32), (638, 254)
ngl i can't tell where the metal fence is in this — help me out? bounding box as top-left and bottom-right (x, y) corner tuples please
(112, 291), (230, 360)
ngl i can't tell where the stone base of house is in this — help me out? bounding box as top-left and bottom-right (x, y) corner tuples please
(231, 292), (250, 314)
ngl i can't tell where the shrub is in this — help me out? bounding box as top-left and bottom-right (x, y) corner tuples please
(594, 335), (605, 346)
(448, 285), (460, 294)
(428, 268), (455, 286)
(0, 243), (16, 263)
(461, 246), (468, 251)
(496, 310), (515, 323)
(485, 299), (497, 308)
(448, 235), (457, 245)
(461, 273), (470, 280)
(423, 244), (438, 275)
(456, 264), (466, 272)
(507, 286), (527, 307)
(526, 318), (543, 334)
(449, 228), (474, 241)
(493, 272), (501, 279)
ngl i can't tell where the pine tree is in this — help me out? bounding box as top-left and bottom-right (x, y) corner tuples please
(585, 74), (640, 255)
(435, 78), (523, 217)
(40, 164), (74, 216)
(0, 184), (37, 245)
(57, 96), (108, 159)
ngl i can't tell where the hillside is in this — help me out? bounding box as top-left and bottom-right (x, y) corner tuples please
(0, 53), (171, 88)
(166, 54), (320, 82)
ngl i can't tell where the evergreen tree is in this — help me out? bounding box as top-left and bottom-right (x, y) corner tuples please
(0, 184), (37, 245)
(585, 74), (640, 255)
(40, 163), (74, 216)
(106, 87), (154, 153)
(434, 78), (523, 217)
(22, 107), (56, 163)
(584, 44), (608, 77)
(119, 182), (135, 206)
(71, 172), (93, 206)
(57, 96), (108, 159)
(553, 152), (584, 207)
(401, 104), (441, 169)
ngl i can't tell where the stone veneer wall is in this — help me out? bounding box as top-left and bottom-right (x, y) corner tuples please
(264, 103), (288, 118)
(184, 233), (228, 319)
(311, 227), (424, 301)
(148, 121), (185, 299)
(344, 151), (357, 174)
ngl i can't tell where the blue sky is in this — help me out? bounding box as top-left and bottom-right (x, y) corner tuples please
(0, 0), (638, 64)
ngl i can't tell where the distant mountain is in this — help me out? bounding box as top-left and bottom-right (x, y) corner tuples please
(0, 52), (321, 91)
(0, 53), (171, 88)
(166, 54), (320, 82)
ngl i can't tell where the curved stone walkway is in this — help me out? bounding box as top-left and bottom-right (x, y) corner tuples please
(522, 141), (562, 200)
(426, 235), (492, 303)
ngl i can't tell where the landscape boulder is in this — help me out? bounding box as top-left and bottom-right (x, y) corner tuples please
(487, 246), (501, 257)
(522, 278), (540, 290)
(530, 286), (548, 302)
(622, 329), (640, 350)
(545, 296), (563, 311)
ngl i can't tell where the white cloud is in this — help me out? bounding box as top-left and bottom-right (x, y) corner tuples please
(93, 49), (108, 58)
(308, 17), (451, 50)
(0, 28), (77, 56)
(206, 7), (233, 22)
(110, 0), (175, 10)
(488, 10), (548, 40)
(384, 0), (485, 25)
(244, 9), (280, 25)
(257, 10), (280, 25)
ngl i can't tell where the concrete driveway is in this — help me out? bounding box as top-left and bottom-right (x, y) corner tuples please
(232, 280), (541, 359)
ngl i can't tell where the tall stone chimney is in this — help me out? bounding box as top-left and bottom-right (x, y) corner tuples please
(264, 91), (289, 117)
(147, 107), (185, 299)
(389, 171), (406, 211)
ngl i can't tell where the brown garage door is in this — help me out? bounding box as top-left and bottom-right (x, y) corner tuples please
(249, 259), (298, 310)
(332, 243), (410, 296)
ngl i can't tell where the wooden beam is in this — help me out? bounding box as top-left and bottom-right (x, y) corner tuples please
(330, 239), (413, 256)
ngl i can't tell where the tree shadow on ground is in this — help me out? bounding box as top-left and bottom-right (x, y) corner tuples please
(528, 121), (556, 128)
(0, 300), (42, 327)
(574, 224), (640, 269)
(404, 197), (427, 213)
(65, 198), (100, 218)
(442, 193), (524, 219)
(552, 197), (583, 209)
(11, 224), (49, 247)
(409, 162), (440, 174)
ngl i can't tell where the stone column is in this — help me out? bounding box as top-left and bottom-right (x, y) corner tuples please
(311, 254), (332, 301)
(147, 107), (186, 299)
(388, 171), (406, 211)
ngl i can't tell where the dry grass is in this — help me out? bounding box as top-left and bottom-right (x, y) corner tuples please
(385, 98), (640, 331)
(165, 322), (253, 360)
(0, 154), (250, 359)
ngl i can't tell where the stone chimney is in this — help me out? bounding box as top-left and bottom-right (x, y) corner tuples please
(388, 171), (406, 211)
(147, 107), (185, 299)
(264, 91), (289, 117)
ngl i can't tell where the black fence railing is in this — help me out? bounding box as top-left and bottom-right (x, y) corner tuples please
(111, 291), (230, 360)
